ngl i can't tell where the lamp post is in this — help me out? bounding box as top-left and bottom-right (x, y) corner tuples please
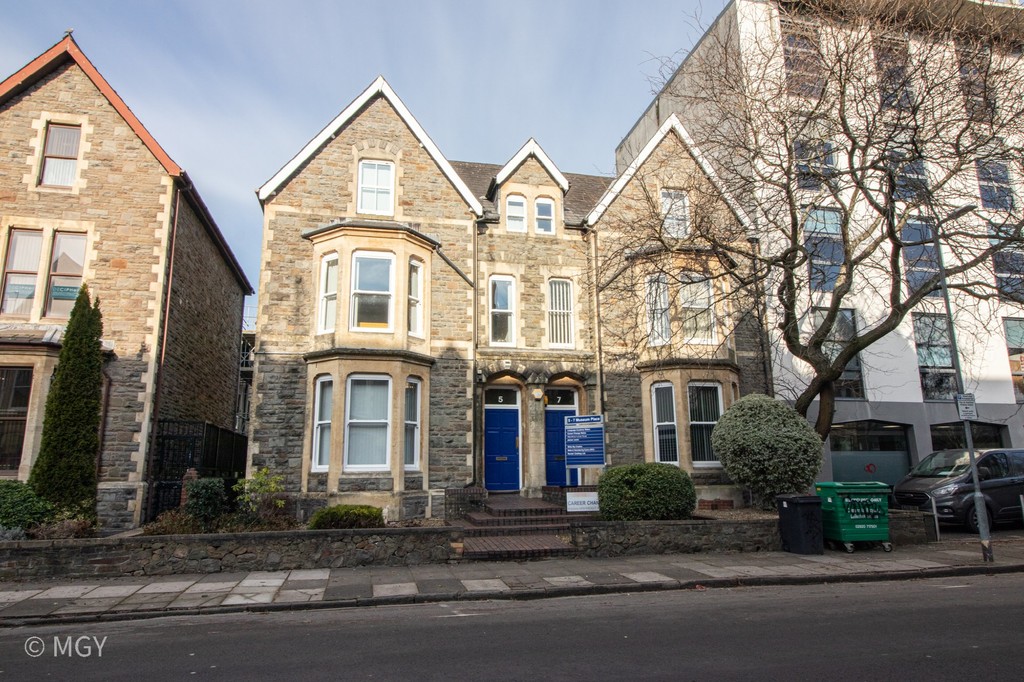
(932, 203), (993, 562)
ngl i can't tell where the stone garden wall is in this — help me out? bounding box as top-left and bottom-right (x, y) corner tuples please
(0, 527), (455, 580)
(0, 511), (935, 580)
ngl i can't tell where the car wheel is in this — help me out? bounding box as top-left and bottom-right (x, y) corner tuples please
(966, 504), (992, 534)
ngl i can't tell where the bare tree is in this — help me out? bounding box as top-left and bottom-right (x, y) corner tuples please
(622, 0), (1024, 438)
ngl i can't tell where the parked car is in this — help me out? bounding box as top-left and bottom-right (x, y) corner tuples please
(893, 449), (1024, 532)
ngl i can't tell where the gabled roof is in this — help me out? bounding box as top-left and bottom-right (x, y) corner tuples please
(587, 114), (754, 234)
(492, 138), (570, 195)
(451, 160), (611, 228)
(0, 35), (180, 176)
(0, 35), (253, 294)
(257, 76), (483, 216)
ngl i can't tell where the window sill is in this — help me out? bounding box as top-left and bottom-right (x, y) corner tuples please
(692, 462), (723, 469)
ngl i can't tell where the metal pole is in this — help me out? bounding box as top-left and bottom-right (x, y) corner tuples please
(932, 209), (993, 562)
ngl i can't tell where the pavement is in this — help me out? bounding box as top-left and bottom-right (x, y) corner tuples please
(2, 533), (1024, 627)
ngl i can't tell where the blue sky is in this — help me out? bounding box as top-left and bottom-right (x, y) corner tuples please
(0, 0), (727, 292)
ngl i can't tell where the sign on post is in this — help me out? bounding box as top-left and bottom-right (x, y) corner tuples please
(563, 415), (605, 512)
(564, 415), (605, 467)
(956, 393), (977, 421)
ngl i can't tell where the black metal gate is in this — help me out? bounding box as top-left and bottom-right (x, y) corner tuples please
(147, 420), (248, 522)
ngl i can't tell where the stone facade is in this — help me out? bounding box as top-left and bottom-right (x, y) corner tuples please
(0, 37), (251, 529)
(252, 79), (770, 519)
(592, 119), (762, 504)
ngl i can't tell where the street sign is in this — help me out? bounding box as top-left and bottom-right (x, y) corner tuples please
(956, 393), (977, 421)
(564, 415), (605, 467)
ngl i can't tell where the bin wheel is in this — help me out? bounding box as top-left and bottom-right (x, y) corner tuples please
(843, 542), (855, 553)
(882, 542), (893, 553)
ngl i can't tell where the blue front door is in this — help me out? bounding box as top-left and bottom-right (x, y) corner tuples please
(545, 389), (578, 487)
(484, 389), (520, 491)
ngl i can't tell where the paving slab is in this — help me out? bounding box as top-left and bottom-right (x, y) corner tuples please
(372, 582), (418, 598)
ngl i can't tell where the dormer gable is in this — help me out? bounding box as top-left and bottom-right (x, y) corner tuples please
(257, 76), (482, 216)
(488, 138), (569, 200)
(586, 114), (754, 235)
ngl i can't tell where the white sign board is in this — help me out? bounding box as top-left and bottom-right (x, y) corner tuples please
(956, 393), (977, 421)
(566, 491), (599, 513)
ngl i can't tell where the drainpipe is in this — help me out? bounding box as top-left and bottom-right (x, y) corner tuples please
(143, 183), (181, 521)
(589, 225), (606, 416)
(471, 215), (481, 488)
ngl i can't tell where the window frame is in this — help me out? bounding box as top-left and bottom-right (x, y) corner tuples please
(912, 312), (957, 401)
(38, 123), (82, 188)
(535, 198), (555, 235)
(350, 251), (395, 333)
(317, 253), (339, 334)
(489, 275), (516, 346)
(1003, 318), (1024, 403)
(804, 206), (844, 292)
(659, 188), (690, 238)
(506, 194), (527, 233)
(1, 229), (43, 317)
(688, 382), (723, 467)
(357, 159), (395, 216)
(404, 377), (421, 469)
(977, 158), (1014, 212)
(646, 273), (671, 346)
(781, 18), (825, 99)
(874, 37), (915, 111)
(0, 366), (33, 472)
(1, 228), (88, 320)
(794, 139), (837, 191)
(811, 307), (865, 400)
(343, 374), (392, 472)
(901, 219), (940, 298)
(547, 278), (574, 348)
(651, 382), (679, 464)
(679, 273), (716, 344)
(311, 375), (333, 472)
(408, 259), (423, 337)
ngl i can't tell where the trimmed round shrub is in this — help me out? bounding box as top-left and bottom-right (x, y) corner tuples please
(711, 394), (823, 509)
(0, 480), (54, 530)
(184, 478), (228, 528)
(597, 463), (697, 521)
(308, 504), (385, 530)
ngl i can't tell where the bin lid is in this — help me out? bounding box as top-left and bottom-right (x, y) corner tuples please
(815, 481), (891, 493)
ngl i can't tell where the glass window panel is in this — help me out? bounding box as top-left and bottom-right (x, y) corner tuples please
(654, 384), (675, 424)
(347, 424), (388, 465)
(356, 257), (391, 292)
(349, 379), (389, 420)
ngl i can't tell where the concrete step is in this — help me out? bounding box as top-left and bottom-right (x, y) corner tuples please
(461, 534), (575, 561)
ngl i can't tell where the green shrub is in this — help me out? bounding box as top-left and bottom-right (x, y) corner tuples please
(184, 478), (228, 528)
(0, 480), (54, 530)
(597, 463), (697, 521)
(141, 509), (203, 536)
(308, 504), (385, 530)
(233, 468), (287, 524)
(29, 287), (103, 515)
(711, 394), (823, 509)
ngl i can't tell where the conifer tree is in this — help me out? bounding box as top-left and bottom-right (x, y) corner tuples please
(29, 286), (103, 515)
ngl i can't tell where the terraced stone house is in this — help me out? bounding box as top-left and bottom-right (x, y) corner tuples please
(251, 77), (767, 519)
(0, 36), (253, 529)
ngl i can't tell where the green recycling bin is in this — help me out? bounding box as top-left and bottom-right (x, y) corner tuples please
(814, 481), (892, 553)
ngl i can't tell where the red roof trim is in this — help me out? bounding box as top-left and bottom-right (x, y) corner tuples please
(0, 35), (181, 176)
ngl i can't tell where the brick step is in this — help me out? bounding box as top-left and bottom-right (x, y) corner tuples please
(483, 502), (565, 517)
(461, 522), (571, 537)
(466, 511), (597, 526)
(461, 534), (575, 561)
